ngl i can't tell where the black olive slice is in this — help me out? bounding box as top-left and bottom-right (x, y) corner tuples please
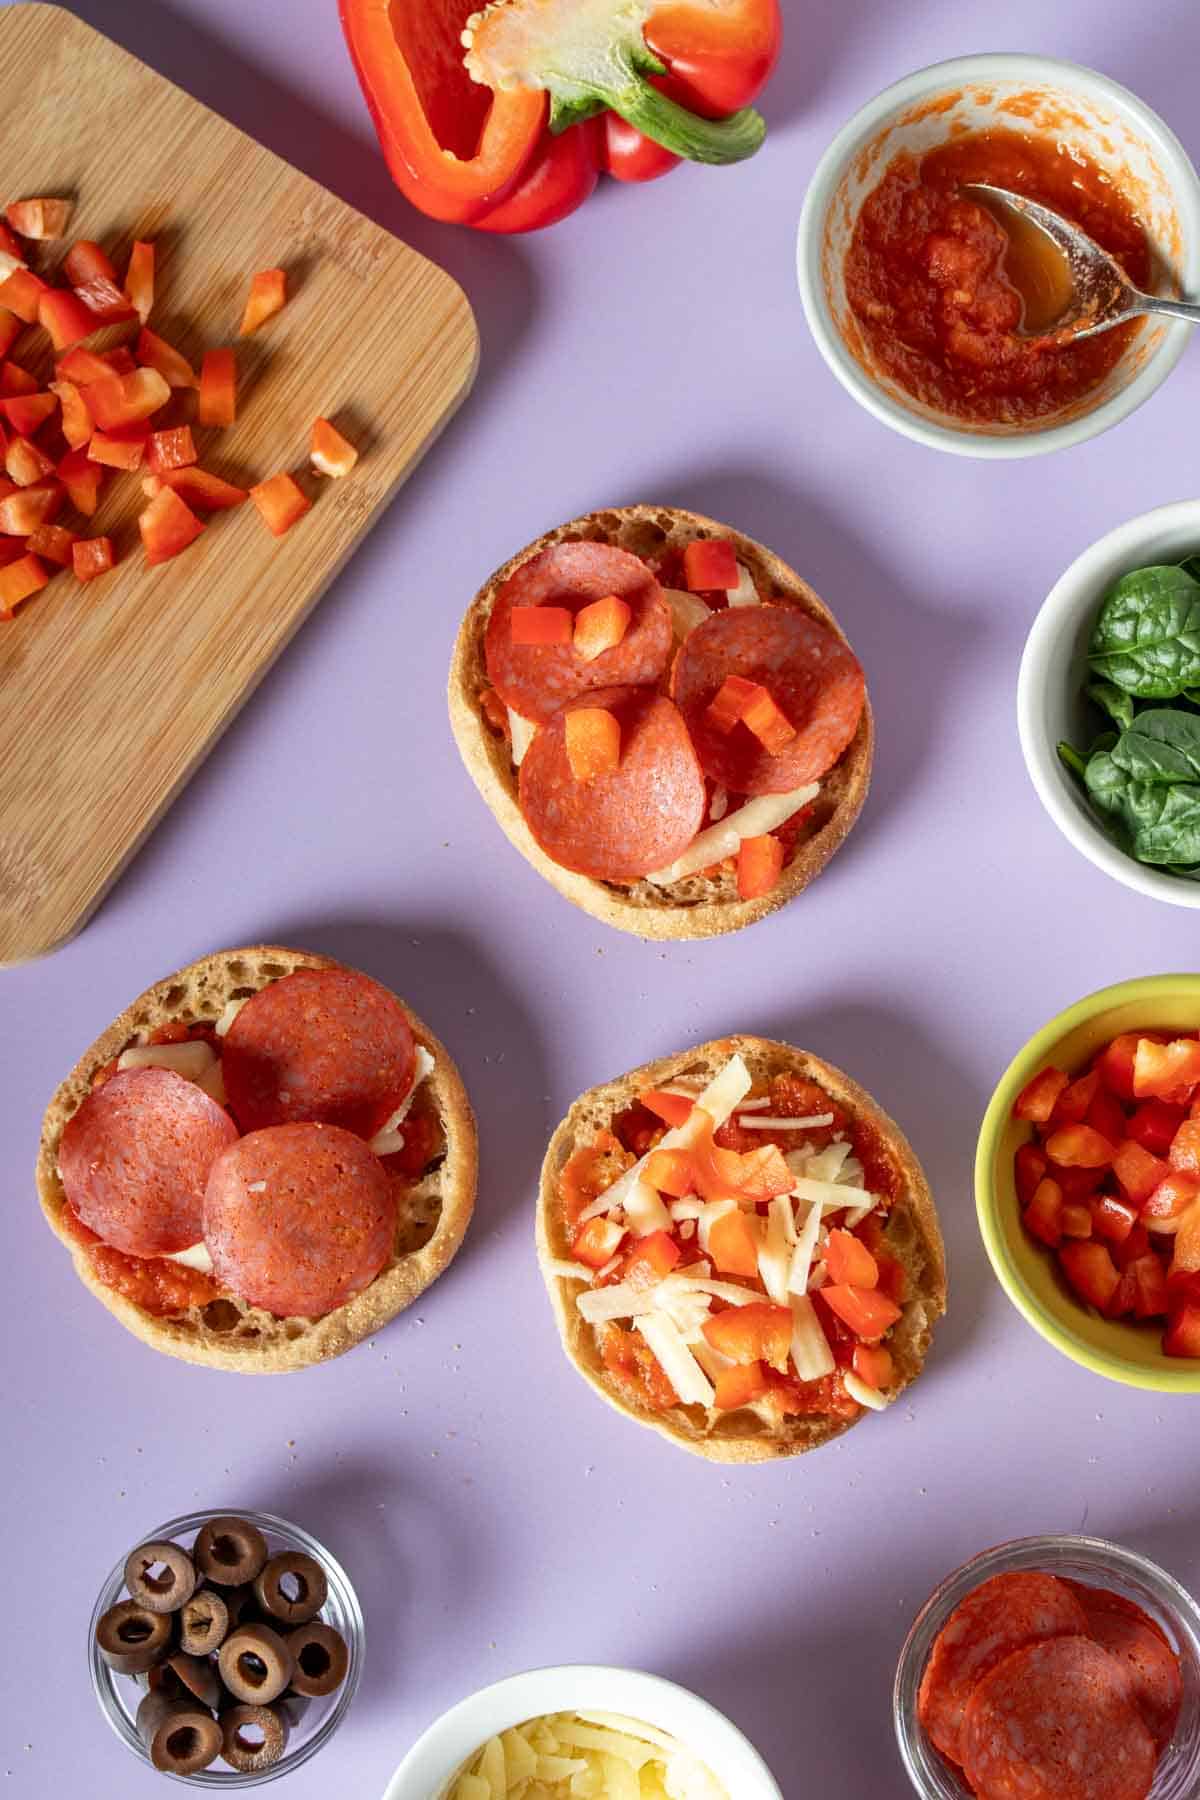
(254, 1551), (327, 1625)
(220, 1702), (289, 1773)
(124, 1541), (197, 1615)
(136, 1693), (222, 1775)
(217, 1621), (293, 1704)
(179, 1586), (230, 1656)
(96, 1600), (174, 1674)
(286, 1620), (349, 1697)
(194, 1516), (269, 1586)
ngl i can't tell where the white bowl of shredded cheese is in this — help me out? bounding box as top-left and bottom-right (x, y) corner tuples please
(381, 1666), (783, 1800)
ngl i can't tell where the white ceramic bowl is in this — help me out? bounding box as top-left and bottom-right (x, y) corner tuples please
(380, 1666), (783, 1799)
(1018, 498), (1200, 907)
(797, 53), (1200, 458)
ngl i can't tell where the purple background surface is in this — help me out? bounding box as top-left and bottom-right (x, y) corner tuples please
(3, 1), (1200, 1794)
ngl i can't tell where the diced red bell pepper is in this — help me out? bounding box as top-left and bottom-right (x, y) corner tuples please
(0, 268), (49, 324)
(1014, 1141), (1048, 1208)
(1144, 1169), (1200, 1229)
(57, 345), (120, 385)
(1, 392), (57, 436)
(1023, 1176), (1064, 1248)
(1112, 1139), (1170, 1207)
(0, 481), (61, 536)
(64, 240), (118, 286)
(713, 1360), (768, 1410)
(1170, 1199), (1200, 1277)
(0, 221), (24, 268)
(1061, 1203), (1093, 1238)
(197, 348), (236, 428)
(248, 471), (310, 537)
(740, 686), (797, 755)
(1103, 1266), (1137, 1317)
(1127, 1100), (1186, 1156)
(48, 379), (92, 450)
(643, 1147), (697, 1198)
(737, 833), (784, 901)
(124, 241), (155, 323)
(1089, 1194), (1138, 1245)
(72, 536), (115, 582)
(1113, 1222), (1151, 1269)
(1058, 1239), (1120, 1312)
(683, 538), (738, 591)
(83, 368), (170, 431)
(1096, 1032), (1162, 1101)
(310, 417), (358, 478)
(1050, 1069), (1099, 1125)
(825, 1228), (879, 1288)
(852, 1343), (894, 1389)
(1168, 1118), (1200, 1175)
(240, 268), (287, 335)
(625, 1229), (683, 1281)
(819, 1283), (902, 1341)
(0, 309), (21, 359)
(565, 706), (621, 782)
(146, 427), (197, 474)
(160, 466), (247, 511)
(139, 486), (204, 564)
(1133, 1037), (1200, 1103)
(1086, 1089), (1126, 1147)
(0, 551), (49, 619)
(6, 198), (72, 240)
(72, 274), (135, 322)
(640, 1088), (695, 1129)
(25, 522), (78, 568)
(89, 432), (146, 472)
(1014, 1065), (1069, 1123)
(708, 1208), (760, 1278)
(703, 1301), (792, 1370)
(728, 1143), (794, 1202)
(511, 604), (572, 646)
(5, 435), (55, 487)
(1, 362), (36, 397)
(1128, 1253), (1169, 1319)
(57, 447), (102, 515)
(136, 327), (197, 389)
(1164, 1300), (1200, 1357)
(573, 1215), (626, 1269)
(573, 593), (631, 663)
(38, 288), (98, 351)
(1044, 1124), (1114, 1169)
(706, 674), (760, 736)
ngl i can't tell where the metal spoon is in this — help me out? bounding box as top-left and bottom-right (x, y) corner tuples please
(963, 182), (1200, 344)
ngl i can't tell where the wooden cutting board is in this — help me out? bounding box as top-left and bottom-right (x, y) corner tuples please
(0, 3), (478, 965)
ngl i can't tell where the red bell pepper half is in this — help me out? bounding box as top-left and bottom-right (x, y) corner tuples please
(340, 0), (780, 232)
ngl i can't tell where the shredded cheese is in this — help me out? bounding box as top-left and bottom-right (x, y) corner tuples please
(663, 587), (711, 642)
(788, 1198), (822, 1296)
(635, 1313), (715, 1407)
(789, 1294), (835, 1380)
(447, 1711), (730, 1800)
(368, 1045), (436, 1155)
(164, 1242), (215, 1273)
(118, 1040), (215, 1081)
(727, 561), (760, 607)
(738, 1112), (834, 1131)
(844, 1370), (890, 1412)
(708, 785), (729, 822)
(645, 783), (819, 886)
(544, 1259), (592, 1283)
(214, 997), (247, 1038)
(507, 709), (536, 767)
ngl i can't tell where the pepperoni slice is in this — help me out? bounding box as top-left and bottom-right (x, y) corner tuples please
(59, 1067), (239, 1257)
(672, 606), (865, 795)
(222, 969), (415, 1139)
(518, 685), (705, 881)
(484, 541), (673, 724)
(962, 1635), (1157, 1800)
(917, 1571), (1089, 1765)
(204, 1123), (394, 1318)
(1067, 1583), (1182, 1750)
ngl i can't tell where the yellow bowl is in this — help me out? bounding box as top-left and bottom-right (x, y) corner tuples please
(976, 974), (1200, 1393)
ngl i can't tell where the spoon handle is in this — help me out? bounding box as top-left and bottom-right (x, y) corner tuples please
(1139, 294), (1200, 326)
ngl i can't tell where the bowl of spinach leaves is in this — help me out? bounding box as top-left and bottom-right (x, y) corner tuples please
(1020, 502), (1200, 906)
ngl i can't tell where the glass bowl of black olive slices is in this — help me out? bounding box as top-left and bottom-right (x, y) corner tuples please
(89, 1509), (363, 1785)
(1020, 499), (1200, 909)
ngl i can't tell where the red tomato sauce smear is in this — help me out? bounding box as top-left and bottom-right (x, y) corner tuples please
(844, 129), (1152, 425)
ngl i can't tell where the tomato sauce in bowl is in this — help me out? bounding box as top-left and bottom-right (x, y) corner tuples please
(844, 128), (1152, 425)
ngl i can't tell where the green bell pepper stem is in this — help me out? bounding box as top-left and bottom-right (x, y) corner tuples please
(550, 74), (765, 165)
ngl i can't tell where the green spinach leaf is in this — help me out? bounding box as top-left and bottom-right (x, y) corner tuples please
(1088, 564), (1200, 697)
(1085, 709), (1200, 864)
(1057, 741), (1089, 783)
(1086, 680), (1135, 730)
(1180, 554), (1200, 585)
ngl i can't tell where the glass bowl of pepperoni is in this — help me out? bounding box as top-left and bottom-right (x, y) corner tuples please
(90, 1508), (364, 1786)
(797, 54), (1200, 458)
(976, 975), (1200, 1393)
(894, 1534), (1200, 1800)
